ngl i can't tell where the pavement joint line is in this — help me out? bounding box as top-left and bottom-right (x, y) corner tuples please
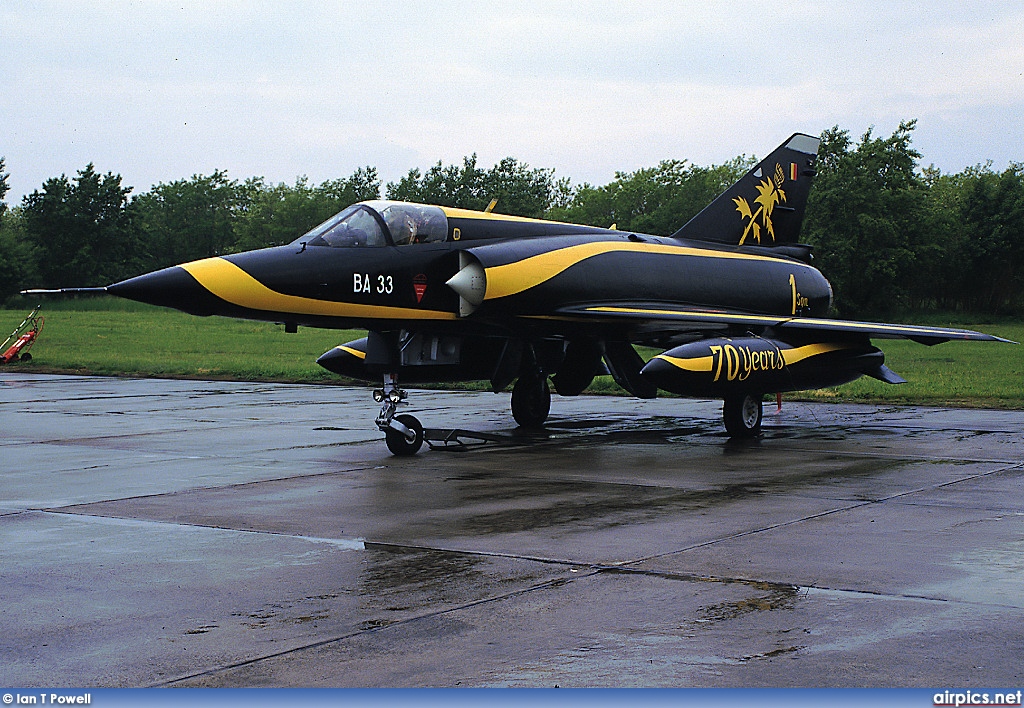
(597, 565), (944, 604)
(150, 569), (598, 688)
(760, 444), (1023, 466)
(325, 541), (1024, 611)
(0, 391), (325, 406)
(598, 564), (1024, 611)
(19, 424), (372, 448)
(20, 430), (257, 447)
(629, 500), (877, 563)
(888, 499), (1024, 514)
(268, 438), (383, 451)
(34, 509), (374, 549)
(38, 465), (382, 511)
(33, 515), (720, 576)
(1, 393), (184, 404)
(362, 540), (588, 569)
(867, 461), (1024, 505)
(616, 461), (1024, 569)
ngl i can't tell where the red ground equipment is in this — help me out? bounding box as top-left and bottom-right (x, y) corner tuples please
(1, 306), (44, 364)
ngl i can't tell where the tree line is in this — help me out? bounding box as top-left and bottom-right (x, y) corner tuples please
(1, 120), (1022, 317)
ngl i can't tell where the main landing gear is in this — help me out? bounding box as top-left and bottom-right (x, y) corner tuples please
(723, 392), (763, 438)
(374, 373), (424, 456)
(510, 373), (550, 428)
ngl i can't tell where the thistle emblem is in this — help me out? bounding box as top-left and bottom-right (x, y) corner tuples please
(734, 163), (788, 245)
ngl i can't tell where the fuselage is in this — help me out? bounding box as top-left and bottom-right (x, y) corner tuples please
(108, 200), (834, 341)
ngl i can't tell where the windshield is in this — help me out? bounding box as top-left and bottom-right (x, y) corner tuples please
(292, 205), (387, 248)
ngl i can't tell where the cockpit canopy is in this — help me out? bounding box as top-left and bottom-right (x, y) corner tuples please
(292, 201), (448, 248)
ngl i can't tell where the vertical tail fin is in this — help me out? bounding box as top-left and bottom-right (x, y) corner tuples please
(671, 133), (820, 247)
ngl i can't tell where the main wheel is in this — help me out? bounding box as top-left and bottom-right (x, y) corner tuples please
(511, 375), (550, 428)
(723, 393), (763, 438)
(385, 413), (424, 456)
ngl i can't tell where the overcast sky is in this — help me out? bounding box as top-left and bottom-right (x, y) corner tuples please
(2, 1), (1023, 204)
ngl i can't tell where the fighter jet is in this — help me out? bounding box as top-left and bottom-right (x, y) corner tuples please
(27, 133), (1011, 455)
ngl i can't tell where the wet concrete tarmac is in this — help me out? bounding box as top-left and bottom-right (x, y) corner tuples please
(1, 372), (1022, 687)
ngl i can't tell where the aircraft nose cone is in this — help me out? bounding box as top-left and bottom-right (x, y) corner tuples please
(638, 356), (674, 388)
(315, 345), (352, 372)
(316, 339), (369, 378)
(107, 265), (220, 316)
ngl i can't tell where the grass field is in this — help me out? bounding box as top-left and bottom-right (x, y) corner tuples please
(2, 301), (1022, 408)
(2, 301), (360, 383)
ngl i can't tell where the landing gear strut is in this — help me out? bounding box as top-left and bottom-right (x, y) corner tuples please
(511, 374), (551, 428)
(375, 373), (423, 456)
(723, 392), (763, 438)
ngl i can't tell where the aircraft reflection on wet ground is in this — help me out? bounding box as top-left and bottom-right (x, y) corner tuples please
(2, 373), (1023, 687)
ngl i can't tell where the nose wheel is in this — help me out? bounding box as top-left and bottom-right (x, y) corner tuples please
(375, 374), (423, 456)
(384, 413), (423, 456)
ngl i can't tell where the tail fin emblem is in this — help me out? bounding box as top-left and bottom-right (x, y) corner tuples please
(733, 163), (789, 245)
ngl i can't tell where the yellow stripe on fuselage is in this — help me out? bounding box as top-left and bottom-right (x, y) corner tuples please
(484, 242), (803, 300)
(780, 341), (850, 364)
(656, 353), (715, 372)
(181, 258), (458, 321)
(585, 305), (784, 324)
(654, 342), (851, 372)
(338, 345), (367, 359)
(440, 207), (555, 224)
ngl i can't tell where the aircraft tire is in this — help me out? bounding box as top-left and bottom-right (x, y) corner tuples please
(723, 392), (762, 438)
(20, 353), (31, 362)
(511, 375), (550, 428)
(385, 414), (423, 456)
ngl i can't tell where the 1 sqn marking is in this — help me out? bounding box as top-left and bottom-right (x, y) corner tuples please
(353, 273), (393, 295)
(709, 343), (786, 382)
(789, 273), (809, 315)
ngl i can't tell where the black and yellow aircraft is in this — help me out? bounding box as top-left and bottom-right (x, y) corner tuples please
(27, 134), (1011, 454)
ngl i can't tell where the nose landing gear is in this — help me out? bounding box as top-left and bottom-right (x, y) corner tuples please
(374, 373), (424, 456)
